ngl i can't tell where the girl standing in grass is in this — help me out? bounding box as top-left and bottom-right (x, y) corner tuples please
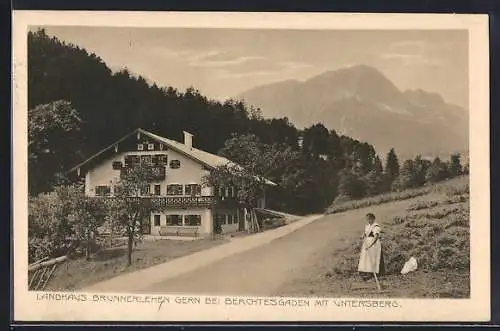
(358, 213), (385, 280)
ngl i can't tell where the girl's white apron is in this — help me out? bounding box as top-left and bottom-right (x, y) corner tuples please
(358, 222), (382, 273)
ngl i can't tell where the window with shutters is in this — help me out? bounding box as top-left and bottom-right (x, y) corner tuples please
(140, 185), (150, 196)
(184, 215), (202, 226)
(166, 184), (183, 196)
(185, 184), (201, 196)
(141, 155), (153, 166)
(170, 160), (181, 169)
(166, 215), (182, 226)
(153, 184), (161, 196)
(218, 186), (235, 198)
(228, 214), (237, 224)
(125, 155), (140, 167)
(95, 186), (111, 196)
(157, 154), (168, 165)
(215, 214), (226, 225)
(112, 161), (123, 170)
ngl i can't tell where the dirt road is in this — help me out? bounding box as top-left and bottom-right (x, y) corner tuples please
(140, 198), (416, 296)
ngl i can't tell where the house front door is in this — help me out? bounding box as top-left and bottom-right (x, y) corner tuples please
(142, 216), (151, 235)
(238, 208), (245, 231)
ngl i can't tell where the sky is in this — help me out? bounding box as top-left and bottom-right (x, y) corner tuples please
(39, 27), (469, 108)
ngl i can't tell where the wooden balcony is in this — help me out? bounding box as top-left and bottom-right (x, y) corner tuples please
(96, 196), (217, 209)
(152, 196), (217, 208)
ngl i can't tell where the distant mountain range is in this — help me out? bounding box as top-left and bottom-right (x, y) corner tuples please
(237, 64), (468, 158)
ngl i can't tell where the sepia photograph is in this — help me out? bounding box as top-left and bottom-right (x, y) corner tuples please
(12, 11), (490, 322)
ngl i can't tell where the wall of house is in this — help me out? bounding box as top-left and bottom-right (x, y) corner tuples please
(85, 147), (213, 197)
(214, 208), (240, 234)
(85, 154), (124, 196)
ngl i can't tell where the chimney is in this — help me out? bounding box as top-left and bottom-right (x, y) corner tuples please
(298, 136), (304, 149)
(183, 131), (193, 149)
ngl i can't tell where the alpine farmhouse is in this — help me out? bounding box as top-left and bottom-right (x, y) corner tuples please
(69, 128), (276, 237)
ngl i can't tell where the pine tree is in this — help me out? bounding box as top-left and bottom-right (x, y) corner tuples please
(385, 148), (400, 189)
(302, 123), (331, 158)
(425, 157), (450, 183)
(413, 155), (431, 187)
(463, 163), (470, 175)
(393, 159), (416, 191)
(337, 168), (366, 200)
(449, 153), (463, 177)
(363, 155), (384, 196)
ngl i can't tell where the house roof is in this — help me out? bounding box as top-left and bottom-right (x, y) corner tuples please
(69, 128), (277, 186)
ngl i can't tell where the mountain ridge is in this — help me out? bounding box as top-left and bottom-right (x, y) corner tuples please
(237, 64), (468, 156)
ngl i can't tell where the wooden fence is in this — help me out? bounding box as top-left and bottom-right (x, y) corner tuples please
(28, 256), (67, 291)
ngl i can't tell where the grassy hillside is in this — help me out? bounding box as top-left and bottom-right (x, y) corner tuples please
(327, 176), (468, 215)
(281, 176), (470, 298)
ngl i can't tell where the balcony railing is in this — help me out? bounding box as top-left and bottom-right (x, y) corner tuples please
(96, 196), (217, 208)
(152, 196), (217, 208)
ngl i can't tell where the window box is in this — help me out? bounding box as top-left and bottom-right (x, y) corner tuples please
(149, 166), (166, 180)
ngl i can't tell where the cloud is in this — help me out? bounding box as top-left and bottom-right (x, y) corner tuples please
(389, 40), (427, 53)
(215, 70), (278, 79)
(147, 46), (198, 61)
(189, 54), (266, 68)
(211, 58), (315, 80)
(146, 45), (316, 77)
(193, 50), (265, 65)
(381, 53), (423, 60)
(390, 40), (426, 47)
(280, 61), (314, 70)
(380, 52), (441, 66)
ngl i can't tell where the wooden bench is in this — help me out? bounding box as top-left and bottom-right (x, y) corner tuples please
(155, 226), (169, 240)
(156, 226), (199, 239)
(178, 227), (199, 237)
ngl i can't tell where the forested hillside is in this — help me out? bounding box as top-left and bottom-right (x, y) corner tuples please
(27, 29), (466, 214)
